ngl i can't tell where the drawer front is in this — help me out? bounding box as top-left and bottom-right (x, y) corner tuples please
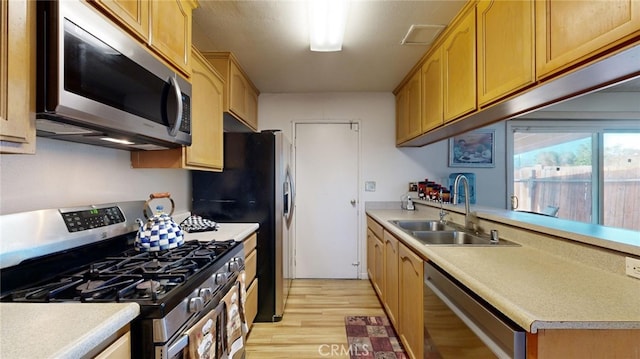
(366, 216), (384, 239)
(243, 232), (257, 255)
(246, 279), (258, 329)
(245, 249), (257, 285)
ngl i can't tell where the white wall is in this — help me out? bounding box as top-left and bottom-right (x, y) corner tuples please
(0, 138), (191, 215)
(258, 92), (506, 208)
(259, 92), (506, 278)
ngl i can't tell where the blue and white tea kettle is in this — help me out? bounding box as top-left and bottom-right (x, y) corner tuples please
(135, 193), (184, 252)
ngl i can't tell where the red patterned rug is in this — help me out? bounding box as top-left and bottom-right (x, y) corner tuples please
(345, 316), (409, 359)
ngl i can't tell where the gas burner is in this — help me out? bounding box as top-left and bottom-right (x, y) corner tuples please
(136, 280), (163, 296)
(76, 280), (105, 293)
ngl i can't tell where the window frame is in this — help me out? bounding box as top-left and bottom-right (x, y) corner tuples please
(506, 119), (639, 227)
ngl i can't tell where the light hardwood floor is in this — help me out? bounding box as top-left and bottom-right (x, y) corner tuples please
(245, 279), (385, 359)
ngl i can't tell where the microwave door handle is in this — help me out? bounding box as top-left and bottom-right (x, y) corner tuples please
(168, 76), (183, 137)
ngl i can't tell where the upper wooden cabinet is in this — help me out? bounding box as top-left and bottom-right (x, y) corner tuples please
(421, 47), (444, 132)
(477, 0), (535, 106)
(536, 0), (640, 79)
(395, 70), (422, 144)
(1, 0), (36, 154)
(88, 0), (149, 41)
(131, 47), (224, 171)
(149, 0), (195, 76)
(443, 6), (477, 122)
(202, 52), (260, 132)
(89, 0), (196, 77)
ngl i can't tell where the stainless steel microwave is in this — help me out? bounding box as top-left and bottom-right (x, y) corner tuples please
(36, 0), (192, 151)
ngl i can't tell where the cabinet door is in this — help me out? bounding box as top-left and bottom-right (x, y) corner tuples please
(245, 86), (259, 131)
(477, 0), (535, 106)
(94, 331), (131, 359)
(88, 0), (149, 41)
(406, 71), (422, 139)
(383, 230), (399, 327)
(149, 0), (193, 76)
(229, 61), (249, 123)
(186, 49), (224, 170)
(367, 227), (383, 296)
(395, 88), (409, 144)
(373, 234), (384, 298)
(367, 228), (375, 280)
(536, 0), (640, 79)
(395, 71), (422, 144)
(246, 279), (258, 330)
(443, 7), (477, 122)
(421, 47), (443, 132)
(398, 243), (423, 359)
(1, 0), (35, 154)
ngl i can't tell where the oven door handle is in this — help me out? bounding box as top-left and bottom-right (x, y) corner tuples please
(167, 334), (189, 358)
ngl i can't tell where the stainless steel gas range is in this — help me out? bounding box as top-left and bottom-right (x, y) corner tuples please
(0, 201), (246, 359)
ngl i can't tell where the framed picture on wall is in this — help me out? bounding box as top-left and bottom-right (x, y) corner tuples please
(449, 129), (495, 167)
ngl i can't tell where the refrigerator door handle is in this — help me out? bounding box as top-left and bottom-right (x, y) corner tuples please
(284, 165), (295, 228)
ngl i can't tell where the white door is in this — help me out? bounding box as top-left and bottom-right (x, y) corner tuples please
(294, 122), (359, 278)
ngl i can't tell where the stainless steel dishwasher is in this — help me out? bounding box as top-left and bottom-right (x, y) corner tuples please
(423, 261), (526, 358)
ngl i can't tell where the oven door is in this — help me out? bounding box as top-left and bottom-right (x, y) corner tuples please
(165, 300), (226, 359)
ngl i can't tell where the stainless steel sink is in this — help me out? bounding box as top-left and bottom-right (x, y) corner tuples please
(389, 220), (450, 232)
(389, 219), (519, 246)
(412, 230), (519, 246)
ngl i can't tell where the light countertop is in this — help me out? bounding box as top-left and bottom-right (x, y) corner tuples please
(366, 208), (640, 333)
(183, 222), (259, 242)
(0, 303), (139, 359)
(0, 223), (258, 358)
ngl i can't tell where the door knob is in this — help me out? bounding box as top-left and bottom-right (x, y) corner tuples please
(350, 199), (356, 206)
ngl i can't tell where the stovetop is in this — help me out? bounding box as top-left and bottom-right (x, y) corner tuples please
(4, 239), (239, 304)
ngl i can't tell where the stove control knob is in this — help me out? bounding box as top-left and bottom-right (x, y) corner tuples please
(199, 288), (213, 302)
(188, 297), (204, 313)
(214, 273), (228, 285)
(229, 258), (243, 272)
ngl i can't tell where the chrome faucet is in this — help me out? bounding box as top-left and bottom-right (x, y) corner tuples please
(438, 188), (448, 223)
(453, 174), (477, 231)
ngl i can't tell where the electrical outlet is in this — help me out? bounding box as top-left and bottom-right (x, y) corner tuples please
(625, 257), (640, 280)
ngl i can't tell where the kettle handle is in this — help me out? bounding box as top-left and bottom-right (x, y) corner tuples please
(150, 192), (171, 199)
(143, 193), (175, 219)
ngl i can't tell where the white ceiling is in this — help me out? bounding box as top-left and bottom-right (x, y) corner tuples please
(192, 0), (466, 93)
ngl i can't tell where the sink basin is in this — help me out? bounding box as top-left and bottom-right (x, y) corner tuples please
(389, 220), (450, 232)
(412, 231), (519, 246)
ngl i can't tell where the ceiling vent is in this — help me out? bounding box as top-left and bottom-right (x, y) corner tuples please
(401, 24), (445, 45)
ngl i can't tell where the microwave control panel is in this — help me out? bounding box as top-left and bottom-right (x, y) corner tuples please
(60, 206), (125, 232)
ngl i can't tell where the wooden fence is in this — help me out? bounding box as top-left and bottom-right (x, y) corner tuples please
(514, 166), (640, 231)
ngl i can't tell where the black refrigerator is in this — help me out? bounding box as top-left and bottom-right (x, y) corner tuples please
(192, 130), (294, 322)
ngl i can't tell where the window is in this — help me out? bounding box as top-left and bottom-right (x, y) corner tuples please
(507, 121), (640, 231)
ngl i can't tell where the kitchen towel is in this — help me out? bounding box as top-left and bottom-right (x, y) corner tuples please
(223, 271), (248, 359)
(186, 302), (222, 359)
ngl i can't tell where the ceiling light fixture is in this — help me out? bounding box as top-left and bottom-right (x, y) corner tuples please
(308, 0), (349, 52)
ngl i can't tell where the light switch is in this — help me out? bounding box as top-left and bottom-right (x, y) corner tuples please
(365, 181), (376, 192)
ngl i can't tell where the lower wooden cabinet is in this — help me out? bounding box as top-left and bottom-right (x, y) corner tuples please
(94, 330), (131, 359)
(245, 278), (258, 330)
(366, 216), (385, 298)
(398, 242), (424, 359)
(367, 215), (423, 359)
(131, 47), (224, 171)
(243, 232), (258, 330)
(383, 230), (399, 327)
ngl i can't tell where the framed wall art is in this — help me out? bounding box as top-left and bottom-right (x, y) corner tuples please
(449, 129), (495, 167)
